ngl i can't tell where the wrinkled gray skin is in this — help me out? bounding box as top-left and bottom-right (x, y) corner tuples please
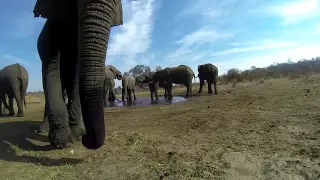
(35, 89), (70, 133)
(197, 63), (218, 95)
(104, 65), (122, 107)
(122, 75), (137, 102)
(152, 65), (195, 100)
(0, 63), (28, 117)
(135, 72), (167, 100)
(34, 0), (123, 149)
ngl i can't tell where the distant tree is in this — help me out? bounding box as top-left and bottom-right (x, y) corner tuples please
(226, 68), (241, 82)
(129, 65), (151, 77)
(155, 65), (162, 72)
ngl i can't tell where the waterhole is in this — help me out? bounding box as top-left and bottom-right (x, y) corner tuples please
(107, 96), (188, 108)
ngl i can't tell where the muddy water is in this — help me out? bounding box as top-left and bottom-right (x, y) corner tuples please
(107, 96), (187, 108)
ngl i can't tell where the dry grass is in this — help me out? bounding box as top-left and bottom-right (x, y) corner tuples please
(0, 76), (320, 180)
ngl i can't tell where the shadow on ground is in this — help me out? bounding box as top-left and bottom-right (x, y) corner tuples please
(0, 120), (83, 166)
(107, 96), (188, 108)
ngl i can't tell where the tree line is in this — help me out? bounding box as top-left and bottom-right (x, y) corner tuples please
(219, 57), (320, 84)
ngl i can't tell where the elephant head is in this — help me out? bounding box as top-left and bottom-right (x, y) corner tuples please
(135, 72), (154, 87)
(152, 68), (171, 83)
(34, 0), (124, 149)
(106, 65), (122, 80)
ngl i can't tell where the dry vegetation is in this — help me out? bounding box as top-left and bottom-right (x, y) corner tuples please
(0, 59), (320, 180)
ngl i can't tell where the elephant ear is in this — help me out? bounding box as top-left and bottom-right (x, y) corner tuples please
(112, 0), (124, 27)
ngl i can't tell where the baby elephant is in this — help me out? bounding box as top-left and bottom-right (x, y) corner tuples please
(122, 75), (137, 102)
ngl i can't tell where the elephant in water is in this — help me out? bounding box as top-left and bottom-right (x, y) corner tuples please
(135, 72), (168, 100)
(197, 63), (218, 95)
(152, 65), (195, 100)
(122, 75), (137, 102)
(0, 63), (29, 117)
(33, 0), (124, 149)
(104, 65), (122, 107)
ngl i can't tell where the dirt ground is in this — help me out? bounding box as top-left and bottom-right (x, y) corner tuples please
(0, 76), (319, 180)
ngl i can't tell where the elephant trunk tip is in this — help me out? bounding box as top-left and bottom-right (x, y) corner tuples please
(82, 134), (104, 150)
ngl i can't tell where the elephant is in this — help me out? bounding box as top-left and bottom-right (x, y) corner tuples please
(135, 72), (168, 100)
(122, 75), (137, 102)
(103, 65), (122, 107)
(0, 63), (29, 117)
(152, 65), (195, 100)
(33, 0), (124, 149)
(197, 63), (218, 95)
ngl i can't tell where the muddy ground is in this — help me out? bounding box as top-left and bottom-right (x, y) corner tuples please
(0, 76), (319, 180)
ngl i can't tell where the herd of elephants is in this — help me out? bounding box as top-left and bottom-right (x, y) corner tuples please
(0, 0), (219, 150)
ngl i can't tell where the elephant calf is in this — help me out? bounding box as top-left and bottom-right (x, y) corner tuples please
(0, 63), (29, 117)
(197, 63), (218, 95)
(152, 65), (195, 100)
(122, 75), (137, 102)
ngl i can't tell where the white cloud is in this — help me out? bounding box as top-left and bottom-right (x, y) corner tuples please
(316, 23), (320, 32)
(212, 39), (298, 57)
(266, 0), (320, 25)
(107, 0), (155, 56)
(1, 54), (27, 65)
(166, 29), (233, 59)
(214, 44), (320, 75)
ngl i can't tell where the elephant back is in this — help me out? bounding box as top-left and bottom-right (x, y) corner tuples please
(169, 65), (194, 84)
(198, 63), (218, 79)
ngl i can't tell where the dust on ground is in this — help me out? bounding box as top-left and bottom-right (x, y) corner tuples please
(0, 76), (319, 180)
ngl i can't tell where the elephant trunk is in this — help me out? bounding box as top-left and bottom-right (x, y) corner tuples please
(78, 0), (115, 149)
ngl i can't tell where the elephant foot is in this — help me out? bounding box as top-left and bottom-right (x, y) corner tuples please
(50, 141), (73, 149)
(48, 130), (74, 150)
(17, 112), (24, 117)
(9, 112), (15, 116)
(34, 129), (47, 134)
(70, 126), (86, 142)
(34, 122), (49, 134)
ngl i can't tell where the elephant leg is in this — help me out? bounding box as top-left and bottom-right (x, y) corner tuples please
(185, 77), (192, 98)
(12, 85), (23, 117)
(155, 85), (159, 100)
(8, 97), (15, 116)
(198, 79), (204, 94)
(37, 20), (71, 149)
(60, 18), (85, 142)
(128, 89), (132, 102)
(35, 103), (50, 133)
(213, 79), (218, 94)
(208, 81), (213, 94)
(122, 88), (125, 102)
(150, 90), (154, 100)
(132, 89), (137, 100)
(167, 82), (173, 100)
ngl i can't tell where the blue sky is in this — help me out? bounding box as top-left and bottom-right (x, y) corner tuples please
(1, 0), (320, 91)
